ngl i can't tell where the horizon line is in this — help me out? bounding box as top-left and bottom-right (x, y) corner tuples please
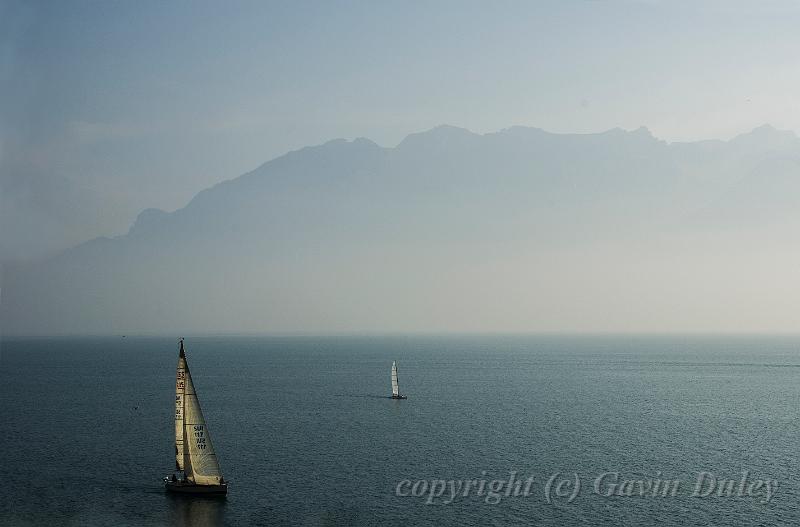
(4, 331), (800, 340)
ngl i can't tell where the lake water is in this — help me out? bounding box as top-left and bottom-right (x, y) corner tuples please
(1, 335), (799, 526)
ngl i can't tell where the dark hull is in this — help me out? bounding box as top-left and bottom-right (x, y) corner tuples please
(165, 480), (228, 495)
(391, 395), (407, 399)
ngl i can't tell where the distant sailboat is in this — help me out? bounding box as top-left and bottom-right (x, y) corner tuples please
(164, 339), (228, 495)
(391, 360), (407, 399)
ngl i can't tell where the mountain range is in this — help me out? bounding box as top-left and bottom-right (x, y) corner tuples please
(3, 124), (800, 335)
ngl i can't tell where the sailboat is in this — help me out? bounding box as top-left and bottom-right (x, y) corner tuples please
(164, 339), (228, 495)
(390, 360), (407, 399)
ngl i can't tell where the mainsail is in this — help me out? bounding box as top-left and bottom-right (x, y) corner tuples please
(391, 360), (399, 397)
(174, 351), (186, 471)
(174, 340), (223, 485)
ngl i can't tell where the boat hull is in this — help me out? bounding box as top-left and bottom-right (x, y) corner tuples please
(391, 395), (407, 399)
(165, 480), (228, 495)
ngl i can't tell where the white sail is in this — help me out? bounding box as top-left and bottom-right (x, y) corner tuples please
(176, 341), (223, 485)
(391, 360), (399, 397)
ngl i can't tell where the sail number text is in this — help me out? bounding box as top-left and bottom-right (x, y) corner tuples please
(193, 425), (207, 450)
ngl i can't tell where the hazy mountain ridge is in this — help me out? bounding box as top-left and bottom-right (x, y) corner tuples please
(3, 125), (800, 335)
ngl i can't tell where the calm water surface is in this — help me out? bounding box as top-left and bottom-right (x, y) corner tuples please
(1, 335), (799, 526)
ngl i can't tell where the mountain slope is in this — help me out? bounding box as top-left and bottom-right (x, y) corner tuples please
(3, 125), (800, 335)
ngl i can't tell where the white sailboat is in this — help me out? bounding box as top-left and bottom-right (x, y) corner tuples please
(390, 360), (407, 399)
(164, 339), (228, 495)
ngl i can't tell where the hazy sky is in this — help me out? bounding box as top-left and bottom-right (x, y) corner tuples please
(3, 0), (800, 260)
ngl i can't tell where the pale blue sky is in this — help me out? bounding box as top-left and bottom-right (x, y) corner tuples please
(3, 0), (800, 259)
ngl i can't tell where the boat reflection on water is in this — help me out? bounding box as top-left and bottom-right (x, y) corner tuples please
(165, 494), (226, 527)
